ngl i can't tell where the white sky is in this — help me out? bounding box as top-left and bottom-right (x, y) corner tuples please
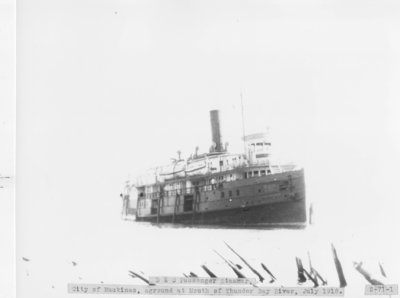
(4, 0), (400, 296)
(17, 0), (400, 217)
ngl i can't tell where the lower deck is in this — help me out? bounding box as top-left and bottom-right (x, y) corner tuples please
(135, 169), (306, 225)
(136, 198), (306, 226)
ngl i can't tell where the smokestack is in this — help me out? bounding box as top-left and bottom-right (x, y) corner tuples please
(210, 110), (223, 152)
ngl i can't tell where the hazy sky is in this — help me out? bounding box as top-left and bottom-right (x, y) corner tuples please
(17, 0), (400, 216)
(11, 0), (400, 296)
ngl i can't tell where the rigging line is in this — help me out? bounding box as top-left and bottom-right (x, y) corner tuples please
(240, 91), (246, 155)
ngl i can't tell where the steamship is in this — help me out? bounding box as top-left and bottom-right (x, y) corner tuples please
(122, 110), (307, 227)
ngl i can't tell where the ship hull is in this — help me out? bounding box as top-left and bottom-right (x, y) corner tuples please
(135, 198), (306, 228)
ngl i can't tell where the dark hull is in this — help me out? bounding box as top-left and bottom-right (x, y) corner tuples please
(136, 198), (307, 228)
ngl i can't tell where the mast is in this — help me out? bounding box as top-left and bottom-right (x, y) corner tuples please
(240, 91), (246, 155)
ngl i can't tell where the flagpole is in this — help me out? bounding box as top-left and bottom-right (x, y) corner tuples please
(240, 91), (246, 155)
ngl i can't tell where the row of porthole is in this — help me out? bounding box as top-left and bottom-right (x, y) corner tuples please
(157, 193), (282, 211)
(203, 183), (287, 204)
(206, 187), (274, 200)
(220, 189), (240, 199)
(204, 189), (241, 201)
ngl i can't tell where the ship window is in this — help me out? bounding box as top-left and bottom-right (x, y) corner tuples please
(229, 190), (232, 197)
(244, 173), (247, 179)
(221, 191), (225, 198)
(220, 160), (223, 166)
(254, 171), (259, 176)
(248, 172), (253, 177)
(183, 195), (194, 212)
(279, 181), (289, 191)
(261, 170), (266, 176)
(236, 189), (240, 196)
